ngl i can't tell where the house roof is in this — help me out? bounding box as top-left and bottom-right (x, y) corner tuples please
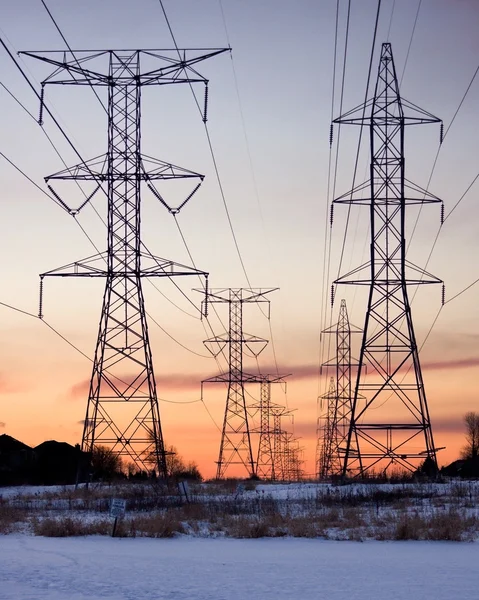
(0, 434), (32, 453)
(34, 440), (78, 455)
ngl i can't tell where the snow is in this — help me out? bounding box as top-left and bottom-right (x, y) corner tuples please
(0, 485), (77, 498)
(1, 535), (478, 600)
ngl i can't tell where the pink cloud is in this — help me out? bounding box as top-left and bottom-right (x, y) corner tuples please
(67, 355), (479, 400)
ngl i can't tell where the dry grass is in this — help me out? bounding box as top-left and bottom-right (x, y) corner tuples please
(31, 511), (185, 538)
(3, 480), (479, 541)
(0, 505), (28, 534)
(125, 513), (185, 538)
(31, 516), (111, 537)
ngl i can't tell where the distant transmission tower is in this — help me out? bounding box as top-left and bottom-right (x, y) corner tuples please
(319, 300), (361, 478)
(252, 376), (287, 480)
(317, 377), (337, 478)
(201, 288), (276, 479)
(26, 48), (227, 478)
(271, 404), (294, 480)
(332, 43), (443, 476)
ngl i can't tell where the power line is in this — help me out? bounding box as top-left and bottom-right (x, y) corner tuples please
(40, 0), (108, 116)
(399, 0), (422, 88)
(445, 278), (479, 304)
(335, 0), (382, 281)
(158, 0), (285, 395)
(318, 0), (341, 398)
(319, 0), (352, 390)
(444, 169), (479, 223)
(0, 297), (211, 404)
(407, 61), (479, 248)
(320, 0), (381, 399)
(386, 0), (396, 41)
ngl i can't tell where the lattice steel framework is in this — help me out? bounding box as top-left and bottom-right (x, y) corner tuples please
(319, 300), (361, 478)
(333, 43), (443, 476)
(24, 48), (227, 478)
(202, 288), (276, 479)
(251, 376), (287, 480)
(317, 377), (337, 478)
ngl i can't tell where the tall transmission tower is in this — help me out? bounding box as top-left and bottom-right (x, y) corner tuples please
(319, 300), (361, 478)
(25, 48), (227, 478)
(201, 288), (276, 479)
(332, 43), (443, 476)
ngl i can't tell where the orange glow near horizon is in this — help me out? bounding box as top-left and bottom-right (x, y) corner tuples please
(3, 361), (475, 481)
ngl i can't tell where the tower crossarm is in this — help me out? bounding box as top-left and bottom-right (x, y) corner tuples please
(19, 48), (229, 87)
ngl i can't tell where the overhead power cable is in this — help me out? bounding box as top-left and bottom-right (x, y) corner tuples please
(0, 298), (208, 404)
(40, 0), (108, 116)
(399, 0), (422, 88)
(218, 0), (285, 388)
(320, 0), (381, 398)
(335, 0), (382, 282)
(158, 0), (282, 432)
(318, 0), (341, 395)
(408, 61), (479, 248)
(158, 0), (283, 384)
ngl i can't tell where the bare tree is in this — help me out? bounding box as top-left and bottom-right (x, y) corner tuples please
(143, 431), (202, 480)
(461, 412), (479, 460)
(91, 445), (123, 480)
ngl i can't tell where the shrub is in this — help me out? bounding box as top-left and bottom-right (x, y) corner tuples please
(0, 506), (27, 534)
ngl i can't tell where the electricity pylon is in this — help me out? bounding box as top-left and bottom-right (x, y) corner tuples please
(252, 376), (287, 480)
(25, 48), (227, 478)
(317, 377), (337, 478)
(332, 43), (443, 476)
(271, 404), (294, 480)
(201, 288), (276, 479)
(319, 300), (361, 478)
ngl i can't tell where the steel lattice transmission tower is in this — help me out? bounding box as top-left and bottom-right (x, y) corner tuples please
(252, 376), (287, 480)
(317, 377), (337, 479)
(319, 300), (361, 478)
(25, 48), (228, 478)
(201, 288), (276, 479)
(332, 43), (443, 476)
(271, 404), (295, 480)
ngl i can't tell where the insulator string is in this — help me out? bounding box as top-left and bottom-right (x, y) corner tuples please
(38, 85), (45, 126)
(38, 277), (44, 319)
(203, 82), (209, 123)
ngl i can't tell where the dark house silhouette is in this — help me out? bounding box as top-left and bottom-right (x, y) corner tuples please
(33, 440), (86, 485)
(0, 434), (34, 485)
(441, 458), (479, 479)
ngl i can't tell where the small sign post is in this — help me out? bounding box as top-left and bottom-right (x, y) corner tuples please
(177, 480), (190, 504)
(110, 498), (126, 537)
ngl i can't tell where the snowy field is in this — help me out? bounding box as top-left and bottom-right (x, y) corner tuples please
(1, 535), (479, 600)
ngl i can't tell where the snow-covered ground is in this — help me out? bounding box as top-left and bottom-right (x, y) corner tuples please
(1, 535), (478, 600)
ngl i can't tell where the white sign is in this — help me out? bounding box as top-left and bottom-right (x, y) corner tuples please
(110, 498), (126, 518)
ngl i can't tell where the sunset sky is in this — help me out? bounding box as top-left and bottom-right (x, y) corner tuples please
(0, 0), (477, 478)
